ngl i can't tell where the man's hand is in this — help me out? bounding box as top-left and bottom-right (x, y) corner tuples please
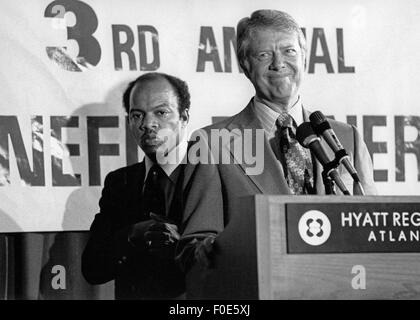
(128, 219), (155, 247)
(128, 213), (180, 259)
(194, 235), (217, 269)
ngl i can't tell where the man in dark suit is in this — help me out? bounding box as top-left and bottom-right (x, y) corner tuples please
(177, 10), (377, 275)
(82, 72), (190, 299)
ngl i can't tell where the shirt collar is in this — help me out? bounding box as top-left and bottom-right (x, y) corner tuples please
(144, 133), (188, 183)
(252, 96), (305, 135)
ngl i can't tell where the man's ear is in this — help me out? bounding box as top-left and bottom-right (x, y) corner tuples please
(241, 59), (251, 79)
(180, 109), (189, 125)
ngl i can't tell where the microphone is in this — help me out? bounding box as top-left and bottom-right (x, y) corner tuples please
(296, 122), (350, 195)
(309, 111), (364, 195)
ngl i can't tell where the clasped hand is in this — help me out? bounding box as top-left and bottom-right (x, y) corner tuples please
(128, 213), (180, 259)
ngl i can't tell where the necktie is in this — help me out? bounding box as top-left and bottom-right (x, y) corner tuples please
(143, 164), (169, 217)
(276, 113), (314, 194)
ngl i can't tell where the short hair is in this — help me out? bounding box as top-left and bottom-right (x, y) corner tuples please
(122, 72), (191, 116)
(236, 10), (307, 68)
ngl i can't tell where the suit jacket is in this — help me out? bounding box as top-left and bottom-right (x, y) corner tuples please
(177, 100), (377, 270)
(82, 161), (185, 300)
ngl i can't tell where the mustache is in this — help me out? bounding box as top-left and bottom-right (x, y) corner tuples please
(140, 128), (159, 138)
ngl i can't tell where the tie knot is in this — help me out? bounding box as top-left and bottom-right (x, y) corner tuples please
(149, 163), (161, 175)
(277, 113), (294, 129)
(146, 164), (167, 186)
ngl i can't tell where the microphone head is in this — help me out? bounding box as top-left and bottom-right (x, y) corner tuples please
(309, 110), (331, 135)
(296, 122), (320, 148)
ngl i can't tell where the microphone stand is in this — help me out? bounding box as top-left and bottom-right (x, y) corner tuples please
(322, 171), (336, 195)
(321, 158), (351, 195)
(334, 149), (365, 195)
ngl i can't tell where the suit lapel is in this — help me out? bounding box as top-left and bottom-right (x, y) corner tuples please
(226, 102), (291, 194)
(126, 161), (146, 209)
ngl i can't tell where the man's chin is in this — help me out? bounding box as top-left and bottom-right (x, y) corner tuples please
(141, 144), (161, 157)
(142, 143), (174, 160)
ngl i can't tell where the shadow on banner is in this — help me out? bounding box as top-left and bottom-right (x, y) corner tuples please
(0, 80), (138, 300)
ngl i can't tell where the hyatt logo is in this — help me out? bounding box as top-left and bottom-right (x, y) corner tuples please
(298, 210), (331, 246)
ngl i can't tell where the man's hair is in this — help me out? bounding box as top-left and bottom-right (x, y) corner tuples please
(236, 9), (307, 69)
(122, 72), (191, 117)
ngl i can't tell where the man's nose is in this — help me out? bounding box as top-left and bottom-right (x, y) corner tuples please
(269, 52), (285, 71)
(140, 114), (158, 130)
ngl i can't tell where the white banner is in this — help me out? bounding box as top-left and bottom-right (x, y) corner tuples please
(1, 0), (419, 232)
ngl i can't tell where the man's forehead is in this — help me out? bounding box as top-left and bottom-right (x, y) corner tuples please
(247, 32), (299, 54)
(130, 78), (176, 103)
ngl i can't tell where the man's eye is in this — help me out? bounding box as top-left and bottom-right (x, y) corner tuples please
(285, 48), (297, 55)
(157, 110), (169, 116)
(257, 52), (272, 59)
(131, 113), (143, 120)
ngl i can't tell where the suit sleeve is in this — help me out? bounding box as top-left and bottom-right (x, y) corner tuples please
(175, 132), (225, 272)
(352, 125), (378, 195)
(81, 171), (143, 285)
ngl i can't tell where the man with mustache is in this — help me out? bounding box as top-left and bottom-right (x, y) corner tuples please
(176, 10), (377, 296)
(82, 72), (190, 299)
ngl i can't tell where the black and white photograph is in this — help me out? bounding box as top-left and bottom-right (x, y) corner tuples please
(0, 0), (419, 310)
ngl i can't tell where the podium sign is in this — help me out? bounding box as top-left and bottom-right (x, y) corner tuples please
(286, 202), (420, 253)
(255, 195), (420, 299)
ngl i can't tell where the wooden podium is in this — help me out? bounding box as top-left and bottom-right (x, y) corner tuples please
(186, 195), (420, 299)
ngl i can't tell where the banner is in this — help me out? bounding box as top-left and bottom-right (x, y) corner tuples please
(1, 0), (419, 232)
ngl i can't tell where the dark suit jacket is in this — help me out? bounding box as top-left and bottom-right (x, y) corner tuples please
(177, 101), (377, 270)
(82, 161), (185, 299)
